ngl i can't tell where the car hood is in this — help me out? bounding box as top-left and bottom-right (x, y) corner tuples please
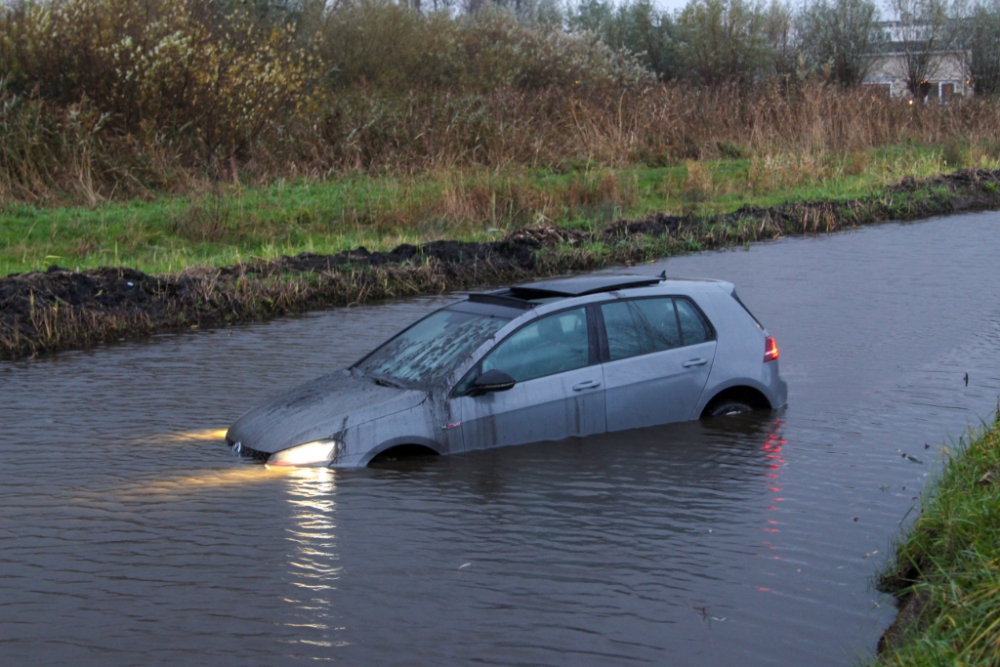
(226, 369), (428, 454)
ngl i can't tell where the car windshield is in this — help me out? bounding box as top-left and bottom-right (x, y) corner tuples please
(355, 308), (511, 386)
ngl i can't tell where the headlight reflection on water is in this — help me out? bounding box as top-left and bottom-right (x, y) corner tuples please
(281, 467), (348, 648)
(151, 428), (230, 444)
(115, 465), (293, 497)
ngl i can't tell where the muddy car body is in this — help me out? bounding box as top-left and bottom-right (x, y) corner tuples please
(226, 274), (788, 467)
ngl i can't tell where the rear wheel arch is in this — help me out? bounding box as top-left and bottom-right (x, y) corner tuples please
(700, 385), (772, 419)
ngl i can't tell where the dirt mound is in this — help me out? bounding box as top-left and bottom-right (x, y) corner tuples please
(232, 230), (569, 279)
(0, 266), (177, 318)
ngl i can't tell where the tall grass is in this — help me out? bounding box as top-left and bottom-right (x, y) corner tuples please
(4, 79), (1000, 206)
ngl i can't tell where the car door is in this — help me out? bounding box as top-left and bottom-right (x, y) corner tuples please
(600, 296), (717, 432)
(453, 306), (606, 452)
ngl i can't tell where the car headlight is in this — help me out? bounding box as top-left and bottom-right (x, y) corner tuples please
(267, 440), (341, 467)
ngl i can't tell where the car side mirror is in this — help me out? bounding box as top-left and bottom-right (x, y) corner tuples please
(469, 369), (516, 395)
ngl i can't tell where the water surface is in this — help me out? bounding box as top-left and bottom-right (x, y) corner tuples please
(2, 213), (999, 666)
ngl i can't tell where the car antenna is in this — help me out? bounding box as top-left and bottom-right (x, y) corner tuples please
(658, 270), (667, 281)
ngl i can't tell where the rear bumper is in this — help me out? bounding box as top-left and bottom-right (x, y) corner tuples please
(764, 361), (789, 409)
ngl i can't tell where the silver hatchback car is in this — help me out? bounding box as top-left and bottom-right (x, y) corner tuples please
(226, 274), (787, 467)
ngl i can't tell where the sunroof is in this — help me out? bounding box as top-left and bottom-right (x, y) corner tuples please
(509, 275), (662, 298)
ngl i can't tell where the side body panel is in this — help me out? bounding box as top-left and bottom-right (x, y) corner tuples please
(339, 401), (447, 467)
(454, 365), (606, 451)
(604, 340), (717, 431)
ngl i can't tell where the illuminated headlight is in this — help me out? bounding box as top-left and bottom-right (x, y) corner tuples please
(267, 440), (341, 467)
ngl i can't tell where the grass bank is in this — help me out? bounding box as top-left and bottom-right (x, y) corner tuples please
(876, 411), (1000, 666)
(2, 142), (995, 277)
(3, 167), (1000, 361)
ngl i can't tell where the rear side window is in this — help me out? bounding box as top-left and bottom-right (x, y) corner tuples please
(481, 307), (589, 383)
(676, 298), (712, 345)
(601, 298), (681, 361)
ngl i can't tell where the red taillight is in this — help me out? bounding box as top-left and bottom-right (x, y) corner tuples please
(764, 336), (779, 362)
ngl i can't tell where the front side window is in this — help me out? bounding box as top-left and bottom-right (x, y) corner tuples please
(601, 297), (681, 361)
(357, 308), (510, 385)
(481, 307), (589, 383)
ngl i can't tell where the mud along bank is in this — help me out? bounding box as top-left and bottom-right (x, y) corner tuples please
(3, 168), (1000, 361)
(874, 414), (1000, 667)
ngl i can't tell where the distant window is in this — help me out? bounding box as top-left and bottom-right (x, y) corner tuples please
(601, 298), (681, 361)
(481, 307), (589, 383)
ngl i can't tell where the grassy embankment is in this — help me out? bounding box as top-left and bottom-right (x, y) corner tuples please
(2, 141), (994, 277)
(876, 412), (1000, 666)
(3, 162), (1000, 361)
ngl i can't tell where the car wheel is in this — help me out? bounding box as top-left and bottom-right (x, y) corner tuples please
(706, 400), (754, 418)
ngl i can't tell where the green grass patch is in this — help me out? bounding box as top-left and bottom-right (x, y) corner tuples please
(0, 142), (986, 277)
(876, 411), (1000, 666)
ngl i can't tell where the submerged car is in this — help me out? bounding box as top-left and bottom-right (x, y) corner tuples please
(226, 274), (788, 467)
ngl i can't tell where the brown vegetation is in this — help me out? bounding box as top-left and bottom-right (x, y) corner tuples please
(2, 0), (1000, 207)
(4, 78), (1000, 206)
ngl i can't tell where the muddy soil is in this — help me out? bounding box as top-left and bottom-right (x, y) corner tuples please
(3, 168), (1000, 360)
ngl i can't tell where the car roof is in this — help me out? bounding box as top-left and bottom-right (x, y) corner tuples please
(512, 274), (663, 297)
(464, 273), (730, 313)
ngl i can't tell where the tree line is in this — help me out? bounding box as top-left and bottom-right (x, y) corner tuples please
(563, 0), (1000, 95)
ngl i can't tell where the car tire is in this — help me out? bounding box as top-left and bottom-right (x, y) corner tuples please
(706, 400), (754, 418)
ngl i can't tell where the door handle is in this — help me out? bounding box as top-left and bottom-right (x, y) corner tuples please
(572, 380), (601, 391)
(683, 358), (709, 368)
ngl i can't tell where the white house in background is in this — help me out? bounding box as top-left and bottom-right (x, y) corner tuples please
(863, 22), (971, 100)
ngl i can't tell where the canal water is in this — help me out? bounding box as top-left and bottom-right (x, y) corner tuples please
(1, 213), (999, 666)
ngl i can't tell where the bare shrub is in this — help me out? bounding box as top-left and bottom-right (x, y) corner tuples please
(1, 0), (316, 159)
(318, 2), (651, 91)
(797, 0), (885, 86)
